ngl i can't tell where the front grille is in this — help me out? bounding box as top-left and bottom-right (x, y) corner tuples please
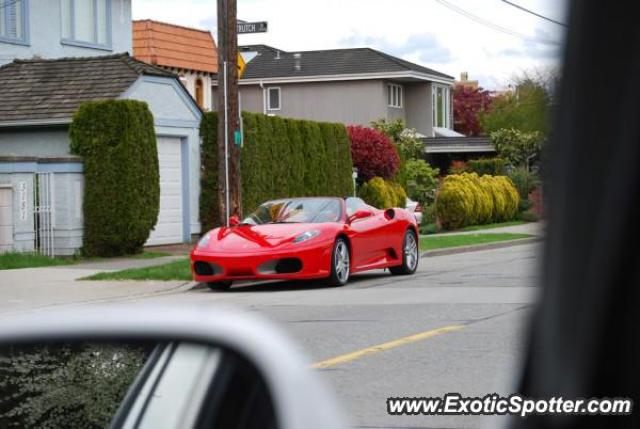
(194, 261), (221, 276)
(275, 258), (303, 274)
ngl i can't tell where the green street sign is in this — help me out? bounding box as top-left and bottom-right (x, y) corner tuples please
(234, 130), (242, 147)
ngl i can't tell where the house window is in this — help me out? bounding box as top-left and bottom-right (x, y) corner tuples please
(0, 0), (28, 44)
(195, 77), (204, 108)
(387, 83), (403, 108)
(61, 0), (111, 49)
(268, 87), (280, 110)
(432, 84), (452, 129)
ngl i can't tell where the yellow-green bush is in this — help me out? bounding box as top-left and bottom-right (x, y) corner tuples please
(436, 173), (520, 230)
(359, 177), (407, 209)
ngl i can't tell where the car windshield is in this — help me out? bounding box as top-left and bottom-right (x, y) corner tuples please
(242, 198), (342, 225)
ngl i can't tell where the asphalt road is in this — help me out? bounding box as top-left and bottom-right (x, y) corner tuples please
(0, 242), (540, 428)
(131, 242), (540, 428)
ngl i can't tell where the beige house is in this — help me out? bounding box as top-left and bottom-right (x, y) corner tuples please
(212, 45), (459, 138)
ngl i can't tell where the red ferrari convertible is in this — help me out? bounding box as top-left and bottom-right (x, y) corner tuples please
(190, 197), (419, 290)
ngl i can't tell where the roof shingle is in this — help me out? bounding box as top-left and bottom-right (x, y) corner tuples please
(239, 45), (454, 80)
(133, 20), (218, 74)
(0, 53), (176, 125)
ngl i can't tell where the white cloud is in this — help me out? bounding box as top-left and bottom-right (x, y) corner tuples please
(132, 0), (569, 90)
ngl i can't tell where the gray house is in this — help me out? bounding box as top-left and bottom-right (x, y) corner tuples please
(214, 45), (458, 138)
(0, 0), (202, 256)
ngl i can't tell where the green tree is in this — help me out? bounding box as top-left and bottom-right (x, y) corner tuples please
(480, 71), (553, 135)
(490, 128), (544, 170)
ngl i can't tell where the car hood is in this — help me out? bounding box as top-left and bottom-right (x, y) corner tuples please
(199, 223), (336, 253)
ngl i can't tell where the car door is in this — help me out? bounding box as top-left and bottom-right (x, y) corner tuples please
(345, 199), (391, 269)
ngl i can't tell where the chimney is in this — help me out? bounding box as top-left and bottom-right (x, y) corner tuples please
(275, 50), (281, 60)
(293, 53), (302, 71)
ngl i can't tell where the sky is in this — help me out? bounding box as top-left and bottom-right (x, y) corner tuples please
(132, 0), (569, 90)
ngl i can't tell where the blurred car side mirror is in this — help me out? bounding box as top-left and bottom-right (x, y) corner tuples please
(348, 209), (372, 224)
(0, 306), (345, 429)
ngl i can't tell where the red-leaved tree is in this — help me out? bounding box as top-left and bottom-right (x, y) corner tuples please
(453, 86), (493, 136)
(347, 125), (400, 181)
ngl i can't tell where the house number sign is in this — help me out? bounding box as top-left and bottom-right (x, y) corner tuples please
(19, 181), (28, 222)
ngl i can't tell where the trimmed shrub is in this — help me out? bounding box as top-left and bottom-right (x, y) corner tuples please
(347, 125), (400, 181)
(358, 178), (407, 209)
(200, 113), (353, 230)
(436, 173), (520, 230)
(69, 100), (159, 256)
(200, 112), (221, 233)
(508, 167), (540, 200)
(467, 158), (506, 176)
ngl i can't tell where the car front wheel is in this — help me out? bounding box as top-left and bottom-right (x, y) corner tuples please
(327, 238), (350, 286)
(390, 230), (419, 275)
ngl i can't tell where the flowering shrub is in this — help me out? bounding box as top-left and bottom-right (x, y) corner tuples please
(347, 125), (400, 181)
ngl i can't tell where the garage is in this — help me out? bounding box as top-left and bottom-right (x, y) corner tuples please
(0, 185), (12, 253)
(145, 137), (184, 246)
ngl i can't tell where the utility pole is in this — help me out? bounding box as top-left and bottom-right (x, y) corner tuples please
(217, 0), (241, 226)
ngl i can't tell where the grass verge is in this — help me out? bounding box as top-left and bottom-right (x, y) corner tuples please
(84, 233), (533, 281)
(458, 220), (528, 232)
(0, 253), (75, 270)
(0, 251), (170, 271)
(82, 259), (191, 281)
(419, 233), (533, 251)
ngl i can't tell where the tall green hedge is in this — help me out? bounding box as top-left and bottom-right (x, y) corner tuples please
(200, 112), (353, 232)
(70, 100), (159, 256)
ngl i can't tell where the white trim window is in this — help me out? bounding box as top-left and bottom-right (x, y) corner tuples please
(0, 0), (28, 44)
(432, 84), (452, 129)
(387, 83), (403, 108)
(61, 0), (111, 49)
(267, 87), (281, 111)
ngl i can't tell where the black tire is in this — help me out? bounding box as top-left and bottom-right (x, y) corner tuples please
(327, 238), (350, 286)
(207, 280), (233, 291)
(390, 229), (419, 275)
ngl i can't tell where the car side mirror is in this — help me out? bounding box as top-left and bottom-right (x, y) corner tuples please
(348, 209), (372, 224)
(229, 215), (241, 226)
(0, 306), (345, 429)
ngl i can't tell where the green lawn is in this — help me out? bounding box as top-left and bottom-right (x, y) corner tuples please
(82, 259), (191, 281)
(0, 251), (170, 271)
(420, 233), (533, 251)
(0, 252), (76, 270)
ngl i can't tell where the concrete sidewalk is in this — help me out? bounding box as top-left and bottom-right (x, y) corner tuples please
(0, 255), (191, 316)
(426, 221), (544, 237)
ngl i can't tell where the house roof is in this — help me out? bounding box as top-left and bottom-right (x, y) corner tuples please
(238, 45), (454, 82)
(133, 19), (218, 74)
(0, 53), (176, 126)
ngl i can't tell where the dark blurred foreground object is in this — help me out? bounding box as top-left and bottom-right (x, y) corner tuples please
(513, 0), (640, 428)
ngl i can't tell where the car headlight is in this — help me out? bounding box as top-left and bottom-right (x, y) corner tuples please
(197, 233), (211, 249)
(293, 230), (320, 244)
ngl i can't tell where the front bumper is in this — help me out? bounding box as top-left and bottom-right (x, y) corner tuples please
(190, 241), (333, 283)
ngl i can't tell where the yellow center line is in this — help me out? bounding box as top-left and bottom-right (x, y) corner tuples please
(311, 324), (465, 369)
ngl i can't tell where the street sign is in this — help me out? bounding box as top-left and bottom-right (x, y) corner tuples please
(237, 53), (246, 78)
(237, 21), (268, 34)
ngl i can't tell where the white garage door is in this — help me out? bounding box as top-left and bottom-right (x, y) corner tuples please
(146, 137), (183, 246)
(0, 186), (12, 253)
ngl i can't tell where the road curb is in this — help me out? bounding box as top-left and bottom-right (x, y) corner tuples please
(420, 237), (542, 258)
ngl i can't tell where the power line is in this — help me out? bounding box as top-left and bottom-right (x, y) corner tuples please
(501, 0), (567, 27)
(434, 0), (561, 46)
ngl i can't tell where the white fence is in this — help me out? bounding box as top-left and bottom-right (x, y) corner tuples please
(34, 172), (55, 257)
